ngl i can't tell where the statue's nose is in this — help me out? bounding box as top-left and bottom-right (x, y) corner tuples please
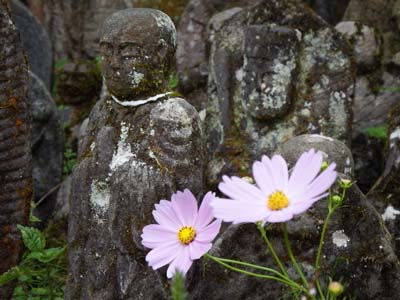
(109, 53), (120, 68)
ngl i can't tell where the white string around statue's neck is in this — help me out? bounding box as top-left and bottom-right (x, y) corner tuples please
(111, 92), (173, 107)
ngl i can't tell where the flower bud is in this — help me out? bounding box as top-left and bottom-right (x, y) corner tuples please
(331, 195), (342, 205)
(242, 176), (254, 184)
(339, 178), (352, 189)
(321, 161), (329, 171)
(329, 281), (344, 296)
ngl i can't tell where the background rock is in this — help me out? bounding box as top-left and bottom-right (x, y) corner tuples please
(176, 0), (258, 111)
(369, 103), (400, 257)
(304, 0), (351, 25)
(335, 21), (381, 72)
(29, 71), (64, 220)
(10, 0), (53, 89)
(42, 0), (130, 61)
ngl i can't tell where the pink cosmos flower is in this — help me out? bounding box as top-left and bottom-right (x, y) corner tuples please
(211, 149), (337, 224)
(141, 189), (222, 278)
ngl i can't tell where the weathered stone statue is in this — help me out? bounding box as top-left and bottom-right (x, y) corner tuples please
(0, 1), (32, 298)
(204, 0), (354, 188)
(66, 9), (203, 300)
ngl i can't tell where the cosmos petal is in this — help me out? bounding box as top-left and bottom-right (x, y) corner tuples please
(171, 189), (198, 226)
(266, 210), (294, 223)
(301, 163), (337, 200)
(252, 160), (275, 196)
(166, 246), (193, 278)
(219, 175), (265, 202)
(189, 241), (212, 260)
(194, 192), (215, 229)
(196, 219), (221, 242)
(271, 155), (289, 190)
(288, 149), (323, 193)
(145, 241), (181, 270)
(210, 197), (267, 223)
(153, 200), (181, 231)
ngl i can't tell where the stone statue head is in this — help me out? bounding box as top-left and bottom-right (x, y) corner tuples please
(100, 8), (177, 100)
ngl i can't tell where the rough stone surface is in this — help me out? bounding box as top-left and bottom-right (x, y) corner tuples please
(304, 0), (351, 25)
(352, 132), (385, 193)
(43, 0), (131, 60)
(192, 134), (400, 300)
(369, 103), (400, 257)
(335, 21), (381, 71)
(29, 71), (64, 220)
(66, 9), (203, 299)
(55, 59), (102, 145)
(54, 176), (71, 221)
(205, 0), (354, 188)
(176, 0), (258, 110)
(276, 134), (354, 177)
(353, 72), (400, 134)
(10, 0), (52, 89)
(0, 2), (32, 298)
(343, 0), (400, 62)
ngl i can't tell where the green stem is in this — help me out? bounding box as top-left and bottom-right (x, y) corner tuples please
(206, 255), (288, 280)
(282, 224), (311, 296)
(256, 223), (289, 277)
(204, 253), (306, 292)
(314, 209), (333, 299)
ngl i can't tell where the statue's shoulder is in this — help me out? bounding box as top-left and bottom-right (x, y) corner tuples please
(150, 96), (199, 125)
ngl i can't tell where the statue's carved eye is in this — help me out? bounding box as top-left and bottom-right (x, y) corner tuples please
(120, 43), (145, 59)
(100, 42), (113, 57)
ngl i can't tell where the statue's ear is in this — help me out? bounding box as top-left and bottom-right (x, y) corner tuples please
(156, 39), (169, 60)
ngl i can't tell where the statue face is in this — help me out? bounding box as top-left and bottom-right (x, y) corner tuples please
(241, 26), (299, 120)
(100, 9), (176, 100)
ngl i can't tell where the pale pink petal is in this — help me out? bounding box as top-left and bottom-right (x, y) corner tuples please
(145, 241), (182, 270)
(288, 149), (323, 193)
(196, 219), (221, 242)
(141, 224), (177, 249)
(287, 193), (329, 216)
(266, 210), (294, 223)
(252, 161), (274, 196)
(188, 241), (212, 260)
(194, 192), (215, 229)
(166, 246), (193, 278)
(171, 189), (198, 226)
(260, 155), (280, 190)
(271, 155), (289, 190)
(219, 175), (265, 202)
(300, 164), (337, 200)
(210, 197), (267, 223)
(153, 201), (181, 231)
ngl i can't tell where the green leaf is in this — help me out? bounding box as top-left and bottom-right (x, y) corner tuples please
(0, 267), (19, 286)
(55, 58), (68, 71)
(31, 287), (49, 295)
(171, 271), (187, 300)
(168, 73), (179, 90)
(12, 285), (26, 297)
(18, 274), (29, 282)
(17, 225), (46, 252)
(363, 124), (389, 140)
(26, 247), (65, 263)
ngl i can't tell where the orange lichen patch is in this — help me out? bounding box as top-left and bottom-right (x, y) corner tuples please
(8, 96), (18, 110)
(15, 119), (23, 126)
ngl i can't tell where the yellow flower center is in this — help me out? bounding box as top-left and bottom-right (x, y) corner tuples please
(267, 191), (289, 211)
(177, 226), (196, 245)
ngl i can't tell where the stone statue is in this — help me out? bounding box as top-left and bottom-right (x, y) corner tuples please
(204, 0), (354, 188)
(66, 9), (203, 300)
(0, 1), (32, 299)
